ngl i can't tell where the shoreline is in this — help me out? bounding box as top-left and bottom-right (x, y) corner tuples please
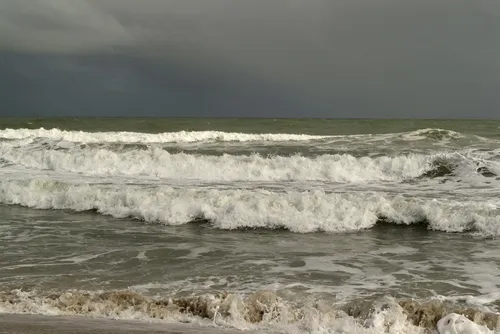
(0, 313), (264, 334)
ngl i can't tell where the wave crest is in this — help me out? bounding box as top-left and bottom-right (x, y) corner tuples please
(402, 128), (465, 141)
(1, 140), (496, 182)
(0, 179), (498, 235)
(0, 127), (485, 145)
(0, 128), (332, 144)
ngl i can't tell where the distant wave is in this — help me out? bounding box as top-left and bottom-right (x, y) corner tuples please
(400, 128), (465, 141)
(0, 127), (483, 144)
(0, 179), (498, 235)
(0, 128), (332, 143)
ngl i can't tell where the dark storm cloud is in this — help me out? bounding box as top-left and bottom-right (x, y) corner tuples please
(0, 0), (499, 118)
(0, 0), (134, 53)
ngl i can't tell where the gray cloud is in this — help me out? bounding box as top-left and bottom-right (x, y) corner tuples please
(0, 0), (499, 117)
(0, 0), (133, 53)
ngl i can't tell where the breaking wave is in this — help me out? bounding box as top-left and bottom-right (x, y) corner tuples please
(0, 127), (485, 144)
(0, 179), (498, 235)
(1, 289), (499, 333)
(0, 140), (496, 182)
(400, 128), (465, 141)
(0, 128), (332, 144)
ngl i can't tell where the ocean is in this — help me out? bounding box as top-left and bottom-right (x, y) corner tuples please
(0, 118), (500, 333)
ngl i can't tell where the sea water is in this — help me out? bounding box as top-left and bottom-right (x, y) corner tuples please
(0, 118), (499, 333)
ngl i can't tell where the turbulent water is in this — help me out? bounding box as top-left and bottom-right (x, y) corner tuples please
(1, 118), (500, 333)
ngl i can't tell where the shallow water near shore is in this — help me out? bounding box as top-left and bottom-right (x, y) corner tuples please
(1, 205), (498, 302)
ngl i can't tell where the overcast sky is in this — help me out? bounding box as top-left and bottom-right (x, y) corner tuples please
(1, 0), (499, 118)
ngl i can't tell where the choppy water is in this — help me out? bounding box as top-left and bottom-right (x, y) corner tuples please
(1, 118), (500, 333)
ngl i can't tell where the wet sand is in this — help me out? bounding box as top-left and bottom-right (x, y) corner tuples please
(0, 314), (264, 334)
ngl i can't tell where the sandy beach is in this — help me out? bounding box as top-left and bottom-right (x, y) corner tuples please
(0, 314), (264, 334)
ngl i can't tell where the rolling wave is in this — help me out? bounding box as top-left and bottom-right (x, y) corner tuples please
(0, 140), (496, 182)
(0, 127), (485, 144)
(400, 128), (465, 141)
(0, 128), (332, 143)
(0, 179), (498, 235)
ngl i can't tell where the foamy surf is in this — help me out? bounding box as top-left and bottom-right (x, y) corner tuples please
(1, 289), (499, 333)
(0, 146), (476, 182)
(2, 120), (500, 334)
(0, 139), (498, 183)
(0, 179), (498, 235)
(0, 127), (487, 145)
(0, 128), (333, 144)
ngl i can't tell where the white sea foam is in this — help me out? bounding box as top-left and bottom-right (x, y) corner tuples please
(0, 128), (332, 143)
(434, 293), (500, 307)
(0, 127), (487, 145)
(1, 139), (496, 182)
(2, 289), (498, 333)
(0, 179), (498, 235)
(437, 313), (493, 334)
(0, 145), (438, 182)
(400, 128), (465, 140)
